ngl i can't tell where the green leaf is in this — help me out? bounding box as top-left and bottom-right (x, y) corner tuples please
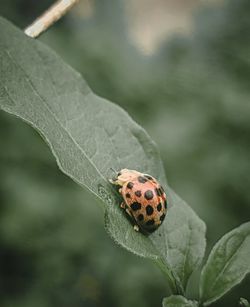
(162, 295), (198, 307)
(0, 17), (206, 291)
(0, 16), (163, 260)
(200, 222), (250, 306)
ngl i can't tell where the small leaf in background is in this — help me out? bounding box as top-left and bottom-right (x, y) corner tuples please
(0, 17), (206, 292)
(162, 295), (198, 307)
(239, 298), (250, 307)
(200, 222), (250, 306)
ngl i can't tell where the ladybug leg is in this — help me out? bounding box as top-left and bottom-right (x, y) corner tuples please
(121, 203), (135, 219)
(125, 207), (133, 217)
(124, 207), (138, 225)
(109, 177), (119, 184)
(109, 177), (116, 184)
(133, 225), (139, 232)
(120, 203), (140, 233)
(124, 208), (140, 232)
(120, 202), (126, 209)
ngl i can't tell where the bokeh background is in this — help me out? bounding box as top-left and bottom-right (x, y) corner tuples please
(0, 0), (250, 306)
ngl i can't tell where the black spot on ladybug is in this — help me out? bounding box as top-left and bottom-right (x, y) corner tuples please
(146, 205), (154, 215)
(146, 219), (155, 226)
(130, 202), (141, 211)
(138, 176), (147, 183)
(127, 182), (134, 189)
(144, 190), (154, 200)
(135, 190), (142, 197)
(138, 214), (144, 221)
(155, 188), (162, 196)
(157, 203), (162, 211)
(144, 175), (153, 180)
(159, 186), (165, 194)
(126, 193), (131, 198)
(160, 213), (166, 221)
(164, 201), (167, 209)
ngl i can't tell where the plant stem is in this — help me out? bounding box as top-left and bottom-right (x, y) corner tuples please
(155, 258), (185, 296)
(24, 0), (79, 38)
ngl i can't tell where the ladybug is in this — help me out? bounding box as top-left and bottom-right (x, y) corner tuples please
(110, 169), (167, 234)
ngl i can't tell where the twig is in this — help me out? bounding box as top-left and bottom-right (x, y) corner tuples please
(24, 0), (79, 38)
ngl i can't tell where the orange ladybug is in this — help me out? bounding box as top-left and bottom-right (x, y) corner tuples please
(110, 169), (167, 234)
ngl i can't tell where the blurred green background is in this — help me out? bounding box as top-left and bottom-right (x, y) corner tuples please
(0, 0), (250, 306)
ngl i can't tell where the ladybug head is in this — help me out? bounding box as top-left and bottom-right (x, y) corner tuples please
(110, 168), (142, 186)
(115, 169), (141, 185)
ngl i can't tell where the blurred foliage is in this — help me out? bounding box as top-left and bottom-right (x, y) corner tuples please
(0, 0), (250, 306)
